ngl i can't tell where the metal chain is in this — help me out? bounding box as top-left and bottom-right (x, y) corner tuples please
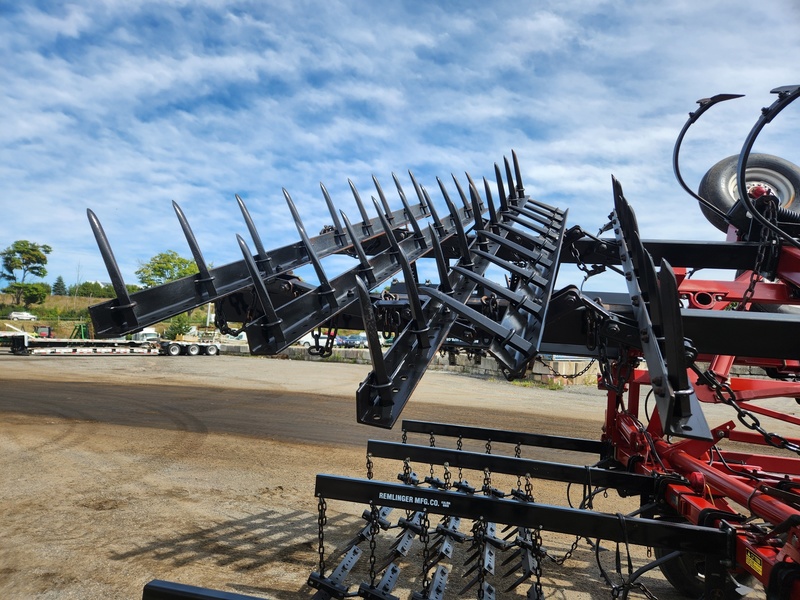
(485, 439), (492, 455)
(368, 501), (379, 586)
(317, 495), (327, 576)
(697, 368), (800, 455)
(739, 195), (778, 310)
(530, 527), (545, 599)
(456, 436), (464, 482)
(483, 468), (491, 495)
(535, 355), (597, 380)
(474, 518), (487, 600)
(420, 510), (431, 593)
(443, 463), (452, 489)
(525, 474), (534, 502)
(366, 452), (374, 480)
(515, 443), (522, 489)
(429, 432), (436, 480)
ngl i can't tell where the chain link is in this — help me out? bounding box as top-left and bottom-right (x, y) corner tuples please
(474, 518), (487, 600)
(739, 195), (778, 310)
(366, 452), (374, 480)
(368, 501), (379, 586)
(535, 355), (597, 380)
(317, 495), (327, 576)
(697, 368), (800, 455)
(420, 510), (431, 593)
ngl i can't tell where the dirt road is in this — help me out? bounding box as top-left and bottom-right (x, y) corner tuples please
(0, 354), (707, 598)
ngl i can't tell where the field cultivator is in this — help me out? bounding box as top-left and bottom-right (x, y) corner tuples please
(91, 86), (800, 598)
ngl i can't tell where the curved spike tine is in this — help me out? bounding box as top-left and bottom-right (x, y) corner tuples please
(235, 194), (274, 275)
(349, 179), (373, 232)
(422, 185), (445, 235)
(465, 172), (483, 211)
(372, 175), (394, 222)
(504, 157), (517, 199)
(494, 163), (508, 212)
(319, 183), (345, 241)
(341, 210), (376, 284)
(373, 199), (429, 347)
(512, 150), (525, 196)
(438, 179), (473, 267)
(173, 201), (216, 297)
(451, 174), (471, 212)
(236, 234), (283, 332)
(353, 276), (392, 390)
(483, 177), (499, 230)
(468, 182), (486, 246)
(408, 171), (429, 215)
(283, 189), (334, 300)
(429, 229), (453, 295)
(393, 178), (426, 247)
(86, 209), (136, 312)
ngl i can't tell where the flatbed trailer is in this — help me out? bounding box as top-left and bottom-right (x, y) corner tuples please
(8, 334), (159, 356)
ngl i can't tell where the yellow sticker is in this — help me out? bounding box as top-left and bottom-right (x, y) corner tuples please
(745, 549), (763, 576)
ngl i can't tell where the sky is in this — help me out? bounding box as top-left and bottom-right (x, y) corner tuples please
(2, 0), (800, 296)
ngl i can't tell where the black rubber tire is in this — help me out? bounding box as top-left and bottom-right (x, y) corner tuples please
(186, 344), (200, 356)
(698, 153), (800, 233)
(204, 344), (218, 356)
(654, 546), (706, 598)
(166, 343), (181, 356)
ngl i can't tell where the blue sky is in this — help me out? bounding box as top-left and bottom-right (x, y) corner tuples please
(2, 1), (800, 294)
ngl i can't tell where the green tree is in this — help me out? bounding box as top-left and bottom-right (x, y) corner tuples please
(52, 275), (68, 296)
(135, 250), (198, 288)
(21, 282), (50, 307)
(164, 312), (192, 340)
(1, 240), (52, 304)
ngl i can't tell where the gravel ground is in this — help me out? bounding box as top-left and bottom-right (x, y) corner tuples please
(0, 353), (765, 599)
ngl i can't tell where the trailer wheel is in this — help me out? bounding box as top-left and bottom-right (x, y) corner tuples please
(654, 520), (752, 598)
(166, 343), (182, 356)
(186, 344), (200, 356)
(698, 153), (800, 232)
(204, 344), (219, 356)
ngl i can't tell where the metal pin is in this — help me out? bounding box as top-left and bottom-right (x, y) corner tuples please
(504, 156), (517, 200)
(372, 175), (394, 223)
(349, 179), (374, 236)
(354, 276), (392, 399)
(512, 150), (525, 197)
(86, 209), (136, 313)
(235, 194), (274, 276)
(494, 163), (508, 212)
(437, 177), (472, 268)
(283, 189), (336, 307)
(429, 229), (453, 295)
(341, 210), (375, 284)
(421, 185), (445, 236)
(483, 177), (499, 232)
(173, 201), (217, 298)
(237, 234), (284, 337)
(319, 183), (346, 244)
(393, 174), (426, 248)
(451, 174), (472, 214)
(468, 182), (487, 251)
(408, 171), (429, 215)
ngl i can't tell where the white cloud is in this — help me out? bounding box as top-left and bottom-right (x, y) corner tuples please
(1, 0), (799, 295)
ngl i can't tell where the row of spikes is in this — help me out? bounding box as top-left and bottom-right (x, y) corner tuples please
(86, 152), (528, 334)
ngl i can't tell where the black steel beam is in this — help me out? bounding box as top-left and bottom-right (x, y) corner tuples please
(400, 420), (605, 455)
(366, 441), (654, 496)
(314, 476), (731, 556)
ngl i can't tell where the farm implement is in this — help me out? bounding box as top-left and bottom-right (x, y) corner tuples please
(89, 85), (800, 598)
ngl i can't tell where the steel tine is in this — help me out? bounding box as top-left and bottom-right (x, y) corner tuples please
(468, 182), (487, 251)
(429, 229), (454, 295)
(451, 173), (472, 215)
(494, 163), (508, 212)
(437, 177), (473, 267)
(504, 156), (517, 200)
(235, 194), (274, 276)
(504, 571), (531, 592)
(283, 189), (336, 306)
(408, 170), (429, 215)
(373, 199), (430, 348)
(421, 185), (445, 236)
(340, 211), (376, 284)
(472, 249), (549, 290)
(465, 172), (484, 211)
(372, 175), (394, 223)
(354, 276), (392, 392)
(500, 547), (523, 567)
(236, 234), (284, 336)
(458, 571), (481, 595)
(503, 212), (553, 239)
(512, 149), (525, 197)
(319, 183), (346, 244)
(86, 209), (136, 313)
(392, 173), (427, 247)
(483, 177), (499, 232)
(172, 201), (217, 297)
(510, 203), (559, 228)
(450, 265), (542, 317)
(348, 179), (374, 235)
